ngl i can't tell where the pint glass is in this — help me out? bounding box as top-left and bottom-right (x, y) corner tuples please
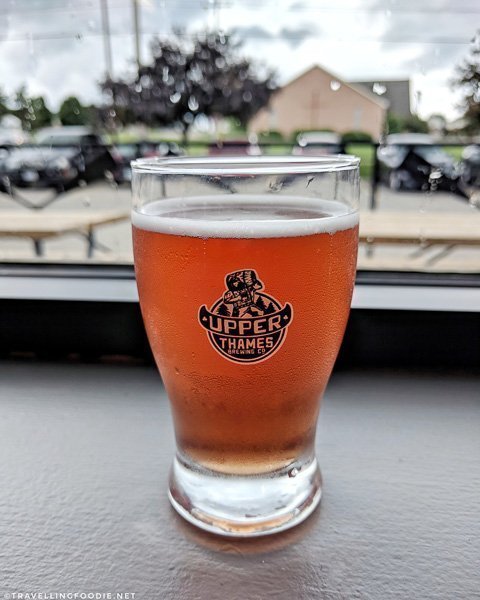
(132, 156), (359, 536)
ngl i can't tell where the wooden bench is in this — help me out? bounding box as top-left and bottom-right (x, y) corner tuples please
(0, 210), (129, 257)
(359, 211), (480, 266)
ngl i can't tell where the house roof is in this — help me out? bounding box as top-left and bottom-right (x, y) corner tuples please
(281, 65), (389, 109)
(350, 79), (411, 117)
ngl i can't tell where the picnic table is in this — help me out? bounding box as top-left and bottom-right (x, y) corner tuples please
(359, 211), (480, 266)
(0, 209), (129, 257)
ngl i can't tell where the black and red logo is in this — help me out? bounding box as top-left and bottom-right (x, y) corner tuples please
(199, 269), (293, 363)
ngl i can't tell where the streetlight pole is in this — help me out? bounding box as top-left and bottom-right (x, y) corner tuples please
(100, 0), (113, 78)
(132, 0), (141, 69)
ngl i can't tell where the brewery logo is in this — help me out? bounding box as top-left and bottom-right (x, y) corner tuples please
(199, 269), (293, 364)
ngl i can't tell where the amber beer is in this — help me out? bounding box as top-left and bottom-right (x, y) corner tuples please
(132, 196), (358, 475)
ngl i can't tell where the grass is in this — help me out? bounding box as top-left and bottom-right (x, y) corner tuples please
(261, 144), (293, 155)
(105, 133), (466, 182)
(345, 144), (375, 179)
(344, 144), (466, 180)
(186, 144), (209, 156)
(184, 143), (294, 157)
(442, 146), (464, 161)
(185, 142), (375, 178)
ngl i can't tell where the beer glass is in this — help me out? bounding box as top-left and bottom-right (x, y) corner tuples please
(132, 156), (359, 537)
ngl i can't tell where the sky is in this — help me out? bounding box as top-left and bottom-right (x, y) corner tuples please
(0, 0), (477, 121)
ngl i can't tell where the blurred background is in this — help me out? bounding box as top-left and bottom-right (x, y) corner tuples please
(0, 0), (479, 273)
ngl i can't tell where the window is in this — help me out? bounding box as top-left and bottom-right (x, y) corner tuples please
(0, 0), (478, 276)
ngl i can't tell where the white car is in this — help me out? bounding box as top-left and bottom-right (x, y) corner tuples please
(292, 132), (344, 156)
(0, 115), (30, 145)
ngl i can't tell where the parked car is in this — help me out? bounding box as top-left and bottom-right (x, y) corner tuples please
(0, 126), (116, 192)
(292, 132), (345, 156)
(460, 144), (480, 188)
(208, 140), (261, 157)
(377, 133), (462, 194)
(112, 141), (184, 184)
(0, 115), (30, 146)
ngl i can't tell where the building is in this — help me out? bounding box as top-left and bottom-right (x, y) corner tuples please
(249, 65), (388, 140)
(352, 80), (411, 118)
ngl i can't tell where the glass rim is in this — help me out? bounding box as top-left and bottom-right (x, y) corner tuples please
(131, 154), (360, 176)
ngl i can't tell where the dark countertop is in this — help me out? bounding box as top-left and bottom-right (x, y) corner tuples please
(0, 362), (479, 599)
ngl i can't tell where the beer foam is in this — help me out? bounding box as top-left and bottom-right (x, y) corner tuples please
(131, 195), (359, 238)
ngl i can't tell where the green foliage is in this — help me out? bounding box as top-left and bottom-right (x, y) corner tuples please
(262, 144), (293, 155)
(452, 31), (480, 133)
(386, 113), (403, 134)
(11, 87), (53, 130)
(0, 88), (7, 118)
(341, 131), (373, 144)
(59, 96), (90, 126)
(100, 32), (276, 140)
(386, 112), (428, 134)
(11, 87), (29, 127)
(345, 143), (374, 179)
(29, 97), (53, 130)
(257, 130), (284, 143)
(442, 146), (465, 161)
(227, 117), (247, 136)
(402, 114), (429, 133)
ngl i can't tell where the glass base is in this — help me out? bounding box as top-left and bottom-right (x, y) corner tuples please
(168, 453), (322, 537)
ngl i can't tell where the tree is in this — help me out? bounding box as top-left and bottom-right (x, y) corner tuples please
(341, 131), (373, 144)
(100, 31), (276, 141)
(386, 112), (403, 134)
(216, 303), (231, 317)
(255, 296), (269, 313)
(428, 114), (447, 135)
(0, 88), (7, 119)
(11, 87), (53, 130)
(29, 96), (53, 129)
(59, 96), (89, 126)
(402, 114), (429, 134)
(11, 86), (28, 127)
(263, 301), (276, 315)
(386, 112), (428, 135)
(452, 32), (480, 133)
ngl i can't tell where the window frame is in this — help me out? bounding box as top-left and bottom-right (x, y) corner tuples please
(1, 262), (479, 311)
(0, 263), (478, 367)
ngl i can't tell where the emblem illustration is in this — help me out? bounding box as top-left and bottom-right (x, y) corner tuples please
(198, 269), (293, 363)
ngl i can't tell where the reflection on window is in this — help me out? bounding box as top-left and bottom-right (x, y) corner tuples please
(0, 1), (478, 273)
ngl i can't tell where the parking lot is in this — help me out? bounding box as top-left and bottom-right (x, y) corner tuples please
(0, 179), (478, 272)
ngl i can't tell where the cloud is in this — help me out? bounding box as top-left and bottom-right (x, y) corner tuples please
(289, 1), (307, 10)
(232, 25), (274, 41)
(0, 0), (208, 107)
(365, 0), (475, 70)
(232, 23), (318, 48)
(279, 25), (318, 48)
(0, 0), (473, 119)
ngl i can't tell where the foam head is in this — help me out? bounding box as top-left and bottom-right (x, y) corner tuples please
(131, 195), (359, 238)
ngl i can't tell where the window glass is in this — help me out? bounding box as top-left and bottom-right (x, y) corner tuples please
(0, 0), (478, 273)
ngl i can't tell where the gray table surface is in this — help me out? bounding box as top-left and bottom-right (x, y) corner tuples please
(0, 362), (478, 600)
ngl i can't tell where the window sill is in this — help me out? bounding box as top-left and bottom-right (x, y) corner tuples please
(0, 264), (479, 312)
